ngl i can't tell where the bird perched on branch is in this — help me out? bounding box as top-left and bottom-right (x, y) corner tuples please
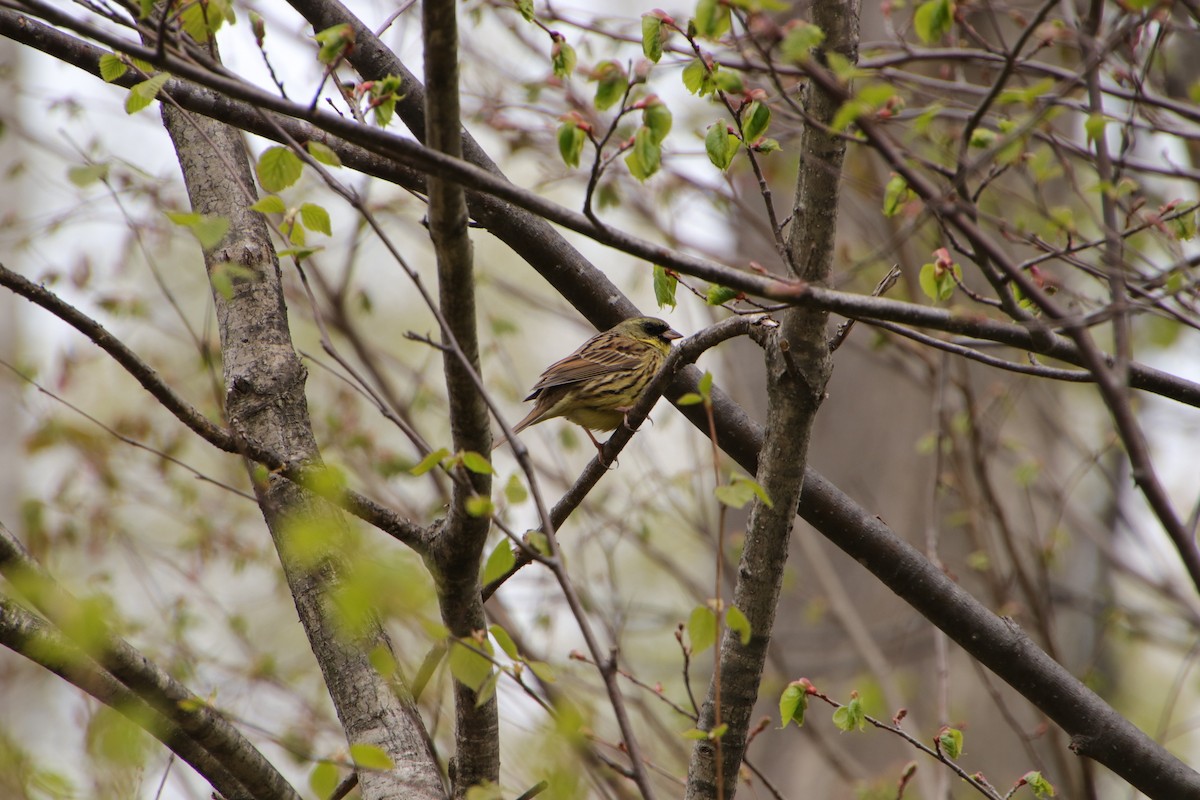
(507, 316), (683, 450)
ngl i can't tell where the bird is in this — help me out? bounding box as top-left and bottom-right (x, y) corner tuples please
(507, 316), (683, 450)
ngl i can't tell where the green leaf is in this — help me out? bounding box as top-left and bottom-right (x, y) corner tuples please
(448, 638), (493, 692)
(1022, 770), (1056, 799)
(180, 0), (234, 43)
(779, 682), (808, 728)
(67, 163), (109, 188)
(299, 203), (332, 236)
(503, 473), (528, 504)
(641, 14), (665, 62)
(709, 723), (728, 739)
(833, 694), (866, 732)
(682, 58), (718, 96)
(165, 211), (230, 250)
(349, 743), (394, 770)
(725, 605), (752, 645)
(250, 195), (287, 214)
(208, 262), (257, 299)
(466, 496), (494, 518)
(781, 21), (825, 62)
(309, 762), (339, 799)
(681, 727), (710, 740)
(551, 38), (576, 79)
(743, 101), (771, 144)
(124, 72), (170, 114)
(913, 0), (955, 43)
(653, 265), (677, 309)
(461, 451), (494, 475)
(687, 605), (717, 653)
(527, 660), (557, 683)
(557, 121), (587, 168)
(715, 475), (772, 509)
(882, 174), (913, 217)
(592, 61), (628, 111)
(306, 140), (343, 167)
(1084, 112), (1106, 145)
(277, 246), (322, 260)
(706, 284), (739, 305)
(706, 122), (740, 171)
(625, 127), (661, 181)
(697, 371), (714, 399)
(482, 541), (517, 586)
(489, 623), (519, 659)
(256, 146), (304, 192)
(410, 447), (450, 476)
(315, 23), (355, 64)
(676, 393), (704, 406)
(643, 100), (673, 144)
(98, 53), (127, 82)
(514, 0), (535, 21)
(937, 726), (963, 758)
(694, 0), (731, 39)
(917, 261), (959, 302)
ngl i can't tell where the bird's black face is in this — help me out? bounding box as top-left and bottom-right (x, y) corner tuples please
(641, 318), (683, 344)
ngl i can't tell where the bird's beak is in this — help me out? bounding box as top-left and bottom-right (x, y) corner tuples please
(665, 328), (683, 341)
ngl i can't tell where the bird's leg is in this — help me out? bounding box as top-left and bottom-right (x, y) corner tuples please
(582, 427), (615, 468)
(617, 406), (644, 433)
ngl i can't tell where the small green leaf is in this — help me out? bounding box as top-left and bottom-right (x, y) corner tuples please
(209, 262), (258, 299)
(276, 246), (322, 260)
(917, 261), (959, 302)
(643, 100), (673, 144)
(256, 146), (304, 192)
(309, 762), (339, 798)
(781, 21), (825, 61)
(98, 53), (127, 82)
(697, 371), (713, 399)
(306, 140), (343, 167)
(709, 723), (728, 739)
(742, 101), (771, 143)
(67, 163), (109, 188)
(514, 0), (535, 22)
(705, 122), (739, 170)
(694, 0), (731, 39)
(592, 61), (628, 111)
(299, 203), (332, 236)
(557, 121), (587, 168)
(913, 0), (955, 43)
(461, 451), (494, 475)
(1084, 112), (1107, 145)
(625, 127), (661, 181)
(551, 38), (576, 79)
(832, 695), (866, 732)
(504, 473), (528, 504)
(882, 174), (913, 217)
(706, 284), (739, 305)
(410, 447), (451, 476)
(349, 743), (394, 770)
(653, 265), (677, 309)
(527, 660), (557, 683)
(165, 211), (230, 250)
(1022, 770), (1056, 799)
(482, 541), (517, 586)
(682, 58), (718, 96)
(681, 727), (710, 740)
(968, 128), (996, 148)
(489, 624), (519, 659)
(937, 726), (963, 758)
(779, 682), (808, 728)
(315, 23), (355, 64)
(448, 638), (493, 692)
(725, 605), (751, 645)
(250, 195), (287, 214)
(124, 72), (170, 114)
(466, 496), (494, 517)
(715, 475), (772, 509)
(641, 14), (665, 62)
(676, 393), (704, 406)
(688, 605), (717, 653)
